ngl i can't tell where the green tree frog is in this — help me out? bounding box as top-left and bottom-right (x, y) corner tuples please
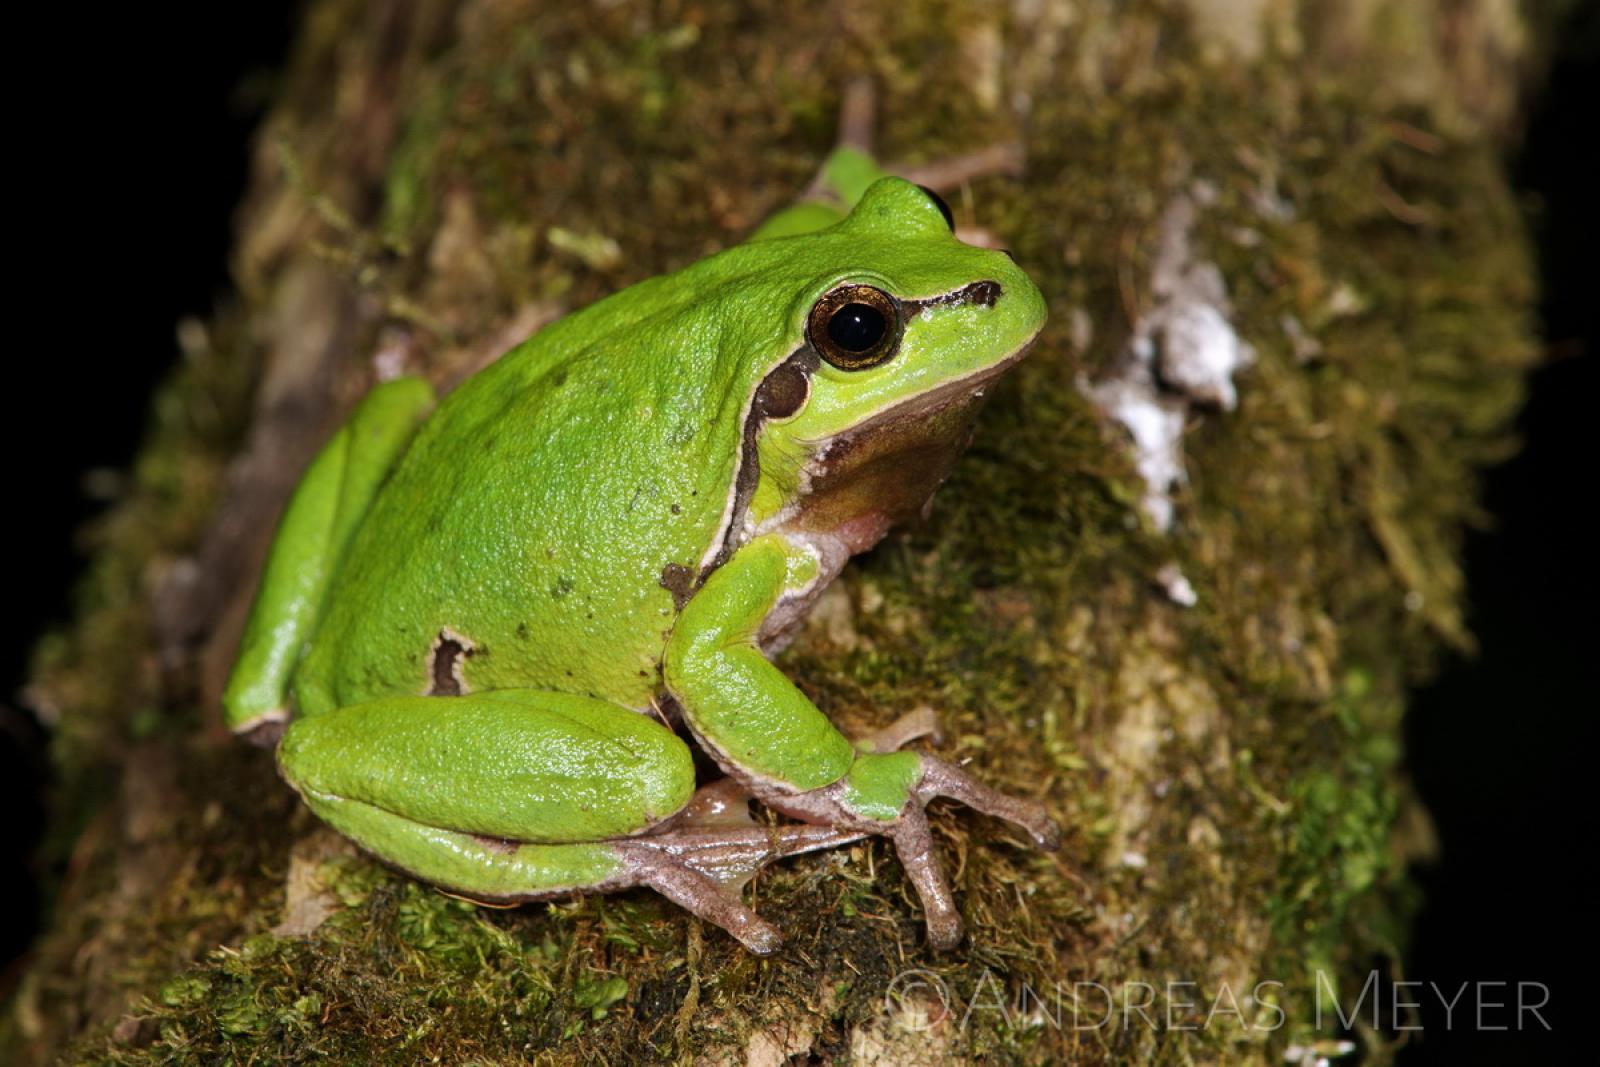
(224, 144), (1057, 954)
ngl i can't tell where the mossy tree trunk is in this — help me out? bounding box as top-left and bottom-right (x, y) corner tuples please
(7, 2), (1543, 1063)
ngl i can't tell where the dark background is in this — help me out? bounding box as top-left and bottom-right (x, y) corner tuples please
(4, 5), (1591, 1062)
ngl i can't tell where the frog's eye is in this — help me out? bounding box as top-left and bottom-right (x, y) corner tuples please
(807, 284), (902, 371)
(917, 185), (956, 231)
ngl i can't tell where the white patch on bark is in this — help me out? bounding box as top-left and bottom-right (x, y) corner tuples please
(1081, 185), (1256, 534)
(1155, 562), (1199, 607)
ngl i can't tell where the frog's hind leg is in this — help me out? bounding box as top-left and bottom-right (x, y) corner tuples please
(277, 688), (841, 953)
(298, 789), (792, 953)
(223, 376), (436, 740)
(749, 76), (1025, 244)
(637, 776), (870, 892)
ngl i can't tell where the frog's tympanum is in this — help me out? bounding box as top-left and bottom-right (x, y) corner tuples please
(224, 144), (1056, 953)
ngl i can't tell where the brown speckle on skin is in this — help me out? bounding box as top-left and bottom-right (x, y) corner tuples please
(658, 562), (696, 611)
(428, 629), (476, 696)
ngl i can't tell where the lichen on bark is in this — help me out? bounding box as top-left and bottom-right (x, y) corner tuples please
(6, 2), (1540, 1064)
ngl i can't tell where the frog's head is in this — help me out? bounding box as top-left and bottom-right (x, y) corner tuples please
(741, 176), (1046, 560)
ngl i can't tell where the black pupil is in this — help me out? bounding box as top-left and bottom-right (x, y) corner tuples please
(827, 303), (887, 352)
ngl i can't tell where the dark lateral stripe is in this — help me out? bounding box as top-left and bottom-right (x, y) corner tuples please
(903, 279), (1002, 317)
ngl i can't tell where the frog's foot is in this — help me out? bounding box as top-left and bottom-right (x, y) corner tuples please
(760, 753), (1060, 950)
(611, 840), (784, 953)
(822, 76), (1024, 193)
(893, 143), (1026, 195)
(749, 75), (1025, 245)
(617, 801), (869, 954)
(648, 776), (872, 885)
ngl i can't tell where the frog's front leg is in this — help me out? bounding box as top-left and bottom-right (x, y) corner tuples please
(275, 689), (862, 954)
(664, 535), (1061, 950)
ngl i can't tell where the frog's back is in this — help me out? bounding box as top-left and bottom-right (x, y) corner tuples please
(292, 257), (791, 715)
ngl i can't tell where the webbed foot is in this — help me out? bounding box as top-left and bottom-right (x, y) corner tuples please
(619, 778), (870, 954)
(758, 714), (1059, 951)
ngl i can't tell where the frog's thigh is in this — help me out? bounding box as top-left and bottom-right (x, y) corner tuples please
(224, 376), (435, 734)
(301, 795), (634, 900)
(279, 690), (695, 895)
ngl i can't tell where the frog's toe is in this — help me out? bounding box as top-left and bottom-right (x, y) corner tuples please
(916, 755), (1061, 851)
(616, 821), (871, 953)
(887, 758), (1059, 949)
(859, 705), (944, 753)
(887, 805), (965, 951)
(618, 843), (784, 954)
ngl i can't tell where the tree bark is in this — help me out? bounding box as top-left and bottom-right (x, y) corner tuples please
(6, 1), (1543, 1063)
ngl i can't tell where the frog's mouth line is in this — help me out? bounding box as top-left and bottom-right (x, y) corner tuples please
(819, 277), (1028, 442)
(740, 325), (1040, 652)
(783, 327), (1037, 522)
(806, 329), (1034, 447)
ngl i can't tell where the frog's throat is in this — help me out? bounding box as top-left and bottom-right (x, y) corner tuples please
(697, 279), (1019, 584)
(757, 337), (1033, 652)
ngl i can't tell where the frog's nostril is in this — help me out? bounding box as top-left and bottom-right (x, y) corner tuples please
(1000, 249), (1018, 263)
